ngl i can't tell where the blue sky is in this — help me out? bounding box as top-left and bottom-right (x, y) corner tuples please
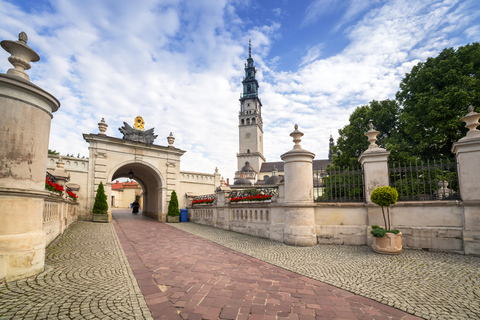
(1, 0), (479, 181)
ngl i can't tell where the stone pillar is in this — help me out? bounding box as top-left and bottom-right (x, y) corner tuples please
(451, 106), (480, 255)
(281, 125), (316, 246)
(358, 120), (390, 204)
(0, 32), (60, 282)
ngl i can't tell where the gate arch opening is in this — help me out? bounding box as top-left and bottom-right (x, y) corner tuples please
(108, 161), (165, 220)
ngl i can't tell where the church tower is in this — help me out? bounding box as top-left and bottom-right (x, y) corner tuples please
(237, 41), (265, 175)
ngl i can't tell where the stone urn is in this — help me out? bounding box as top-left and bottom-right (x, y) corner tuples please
(372, 232), (402, 255)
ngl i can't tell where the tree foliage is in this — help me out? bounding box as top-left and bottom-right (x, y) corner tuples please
(167, 190), (180, 216)
(332, 99), (399, 167)
(48, 149), (60, 155)
(333, 43), (480, 165)
(92, 182), (108, 214)
(396, 43), (480, 160)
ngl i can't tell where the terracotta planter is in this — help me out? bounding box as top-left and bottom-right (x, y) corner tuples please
(372, 232), (402, 254)
(92, 214), (109, 223)
(167, 215), (180, 223)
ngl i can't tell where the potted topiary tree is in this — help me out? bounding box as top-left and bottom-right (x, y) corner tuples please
(92, 181), (109, 222)
(370, 186), (402, 254)
(166, 190), (180, 223)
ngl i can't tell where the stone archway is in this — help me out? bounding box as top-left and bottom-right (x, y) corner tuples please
(83, 132), (185, 222)
(108, 161), (166, 219)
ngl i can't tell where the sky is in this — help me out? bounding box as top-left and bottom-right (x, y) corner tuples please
(1, 0), (479, 181)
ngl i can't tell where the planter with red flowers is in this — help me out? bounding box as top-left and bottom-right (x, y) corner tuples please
(45, 177), (63, 196)
(230, 194), (273, 203)
(67, 190), (78, 201)
(191, 198), (215, 206)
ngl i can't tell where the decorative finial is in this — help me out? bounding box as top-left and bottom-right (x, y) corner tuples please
(249, 39), (252, 57)
(167, 132), (175, 147)
(290, 124), (304, 149)
(365, 120), (380, 149)
(1, 31), (40, 81)
(215, 167), (219, 174)
(57, 156), (65, 170)
(460, 105), (480, 138)
(18, 32), (28, 44)
(98, 118), (108, 135)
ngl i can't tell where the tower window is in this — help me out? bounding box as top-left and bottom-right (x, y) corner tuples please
(241, 119), (244, 125)
(247, 119), (250, 124)
(247, 84), (251, 92)
(252, 118), (256, 124)
(247, 149), (250, 153)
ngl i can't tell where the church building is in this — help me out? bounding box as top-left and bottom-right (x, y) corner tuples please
(234, 43), (333, 186)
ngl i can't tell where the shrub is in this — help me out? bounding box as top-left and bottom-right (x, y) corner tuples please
(370, 186), (398, 232)
(168, 190), (180, 216)
(92, 182), (108, 214)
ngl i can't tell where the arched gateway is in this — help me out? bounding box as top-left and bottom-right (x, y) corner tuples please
(83, 118), (186, 221)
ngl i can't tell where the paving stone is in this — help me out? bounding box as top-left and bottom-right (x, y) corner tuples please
(0, 221), (153, 320)
(166, 219), (480, 320)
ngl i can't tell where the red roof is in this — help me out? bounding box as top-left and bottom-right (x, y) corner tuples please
(111, 180), (138, 190)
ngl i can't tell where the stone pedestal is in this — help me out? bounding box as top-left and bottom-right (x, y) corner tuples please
(0, 33), (60, 282)
(358, 121), (390, 204)
(451, 106), (480, 255)
(281, 125), (317, 246)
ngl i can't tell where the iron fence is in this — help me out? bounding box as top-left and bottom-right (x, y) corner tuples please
(229, 187), (278, 199)
(314, 166), (365, 202)
(389, 158), (460, 201)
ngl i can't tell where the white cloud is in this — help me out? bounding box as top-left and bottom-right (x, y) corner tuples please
(0, 0), (477, 183)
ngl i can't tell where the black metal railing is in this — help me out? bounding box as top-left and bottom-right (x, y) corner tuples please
(389, 158), (460, 201)
(229, 187), (278, 199)
(46, 172), (57, 183)
(314, 166), (365, 202)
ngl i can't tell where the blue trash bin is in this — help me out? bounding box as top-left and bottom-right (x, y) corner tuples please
(180, 209), (188, 222)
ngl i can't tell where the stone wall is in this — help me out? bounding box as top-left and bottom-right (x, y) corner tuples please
(47, 155), (89, 219)
(43, 196), (78, 245)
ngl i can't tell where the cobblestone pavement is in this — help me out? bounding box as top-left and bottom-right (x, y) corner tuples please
(172, 222), (480, 320)
(0, 221), (153, 320)
(113, 209), (420, 320)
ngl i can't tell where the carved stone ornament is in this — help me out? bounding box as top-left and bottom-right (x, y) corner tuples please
(98, 118), (108, 135)
(461, 105), (480, 138)
(1, 32), (40, 81)
(365, 119), (380, 149)
(290, 124), (304, 149)
(119, 117), (157, 144)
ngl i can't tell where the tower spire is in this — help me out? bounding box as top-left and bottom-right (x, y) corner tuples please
(248, 39), (251, 57)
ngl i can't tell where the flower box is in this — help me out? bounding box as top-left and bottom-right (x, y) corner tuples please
(167, 215), (180, 223)
(92, 214), (109, 223)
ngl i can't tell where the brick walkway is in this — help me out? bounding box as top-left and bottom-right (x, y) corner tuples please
(113, 209), (420, 320)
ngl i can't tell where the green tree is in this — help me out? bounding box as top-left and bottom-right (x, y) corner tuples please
(48, 149), (59, 155)
(92, 182), (108, 214)
(167, 190), (180, 216)
(332, 99), (400, 167)
(396, 43), (480, 160)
